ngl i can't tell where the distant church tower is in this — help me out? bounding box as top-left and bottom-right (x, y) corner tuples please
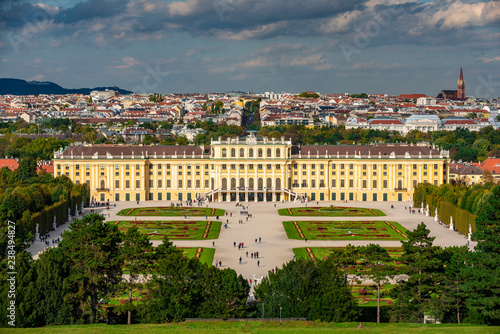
(457, 67), (465, 98)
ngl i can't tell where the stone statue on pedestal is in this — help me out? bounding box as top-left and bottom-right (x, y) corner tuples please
(449, 216), (454, 231)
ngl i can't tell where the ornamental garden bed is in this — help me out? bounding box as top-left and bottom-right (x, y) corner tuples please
(292, 247), (405, 273)
(278, 206), (385, 217)
(109, 220), (221, 240)
(293, 247), (404, 262)
(117, 207), (225, 217)
(351, 284), (395, 307)
(283, 221), (407, 240)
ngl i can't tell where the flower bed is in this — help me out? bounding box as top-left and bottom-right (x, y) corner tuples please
(283, 221), (407, 240)
(279, 207), (385, 217)
(109, 220), (221, 240)
(117, 207), (225, 217)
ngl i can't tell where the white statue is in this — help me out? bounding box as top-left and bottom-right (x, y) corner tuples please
(53, 216), (57, 230)
(35, 223), (39, 234)
(468, 224), (472, 241)
(434, 208), (439, 222)
(449, 216), (454, 231)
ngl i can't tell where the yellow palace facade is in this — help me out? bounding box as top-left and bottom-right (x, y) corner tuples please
(54, 135), (450, 203)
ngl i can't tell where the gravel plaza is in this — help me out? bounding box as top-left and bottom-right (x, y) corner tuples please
(28, 199), (475, 286)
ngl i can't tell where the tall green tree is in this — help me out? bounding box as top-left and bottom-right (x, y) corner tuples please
(390, 223), (444, 323)
(59, 213), (123, 323)
(121, 227), (154, 325)
(17, 157), (37, 182)
(359, 244), (396, 323)
(462, 185), (500, 325)
(140, 249), (204, 323)
(254, 258), (358, 321)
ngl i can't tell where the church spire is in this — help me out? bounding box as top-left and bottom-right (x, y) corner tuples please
(457, 66), (465, 98)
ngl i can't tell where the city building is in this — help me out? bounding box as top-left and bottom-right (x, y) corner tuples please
(437, 67), (466, 100)
(54, 135), (450, 204)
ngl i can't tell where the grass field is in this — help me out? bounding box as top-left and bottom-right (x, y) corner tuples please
(117, 206), (225, 217)
(283, 221), (407, 240)
(180, 247), (215, 265)
(278, 206), (385, 217)
(110, 220), (221, 240)
(293, 247), (404, 262)
(7, 322), (497, 333)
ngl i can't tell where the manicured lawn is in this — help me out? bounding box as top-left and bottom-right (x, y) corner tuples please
(8, 322), (497, 333)
(283, 221), (407, 240)
(117, 206), (225, 217)
(293, 247), (404, 261)
(279, 207), (385, 217)
(180, 247), (215, 265)
(110, 220), (221, 240)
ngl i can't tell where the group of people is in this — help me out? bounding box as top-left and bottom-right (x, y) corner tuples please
(38, 233), (61, 247)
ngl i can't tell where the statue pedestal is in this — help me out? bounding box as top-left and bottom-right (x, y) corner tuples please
(435, 215), (439, 222)
(53, 222), (57, 230)
(35, 232), (40, 240)
(425, 210), (429, 217)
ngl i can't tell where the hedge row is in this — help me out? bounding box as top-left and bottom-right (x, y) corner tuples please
(30, 184), (89, 236)
(424, 195), (476, 236)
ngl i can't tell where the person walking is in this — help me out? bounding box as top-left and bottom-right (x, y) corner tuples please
(239, 257), (242, 264)
(257, 260), (260, 267)
(246, 251), (248, 257)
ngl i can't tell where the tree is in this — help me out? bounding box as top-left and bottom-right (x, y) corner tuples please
(438, 246), (469, 323)
(141, 248), (204, 322)
(121, 227), (154, 325)
(359, 244), (396, 323)
(59, 213), (123, 323)
(308, 260), (360, 322)
(462, 185), (500, 325)
(390, 223), (444, 323)
(254, 258), (358, 321)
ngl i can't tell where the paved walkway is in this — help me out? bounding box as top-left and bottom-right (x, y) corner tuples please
(27, 200), (475, 286)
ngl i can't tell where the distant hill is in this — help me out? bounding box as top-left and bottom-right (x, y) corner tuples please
(0, 78), (133, 96)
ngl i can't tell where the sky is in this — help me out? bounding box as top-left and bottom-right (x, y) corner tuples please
(0, 0), (499, 97)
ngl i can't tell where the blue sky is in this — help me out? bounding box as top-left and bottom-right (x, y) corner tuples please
(0, 0), (499, 97)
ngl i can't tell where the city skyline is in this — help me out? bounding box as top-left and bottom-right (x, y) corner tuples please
(0, 0), (499, 97)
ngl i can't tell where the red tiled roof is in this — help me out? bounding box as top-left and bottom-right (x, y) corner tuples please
(370, 119), (403, 125)
(0, 159), (19, 171)
(479, 158), (500, 174)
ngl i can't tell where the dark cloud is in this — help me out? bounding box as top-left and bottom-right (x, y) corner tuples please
(54, 0), (128, 24)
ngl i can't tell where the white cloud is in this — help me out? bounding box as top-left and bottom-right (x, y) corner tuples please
(476, 56), (500, 64)
(29, 74), (45, 81)
(115, 57), (140, 69)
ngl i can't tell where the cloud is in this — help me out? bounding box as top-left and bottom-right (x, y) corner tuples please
(476, 56), (500, 63)
(29, 74), (44, 81)
(115, 57), (140, 68)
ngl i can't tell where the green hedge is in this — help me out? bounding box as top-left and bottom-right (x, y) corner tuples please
(415, 183), (478, 237)
(30, 183), (89, 236)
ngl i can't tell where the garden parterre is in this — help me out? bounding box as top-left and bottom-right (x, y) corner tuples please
(283, 221), (408, 240)
(278, 206), (385, 217)
(117, 206), (225, 217)
(110, 220), (221, 240)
